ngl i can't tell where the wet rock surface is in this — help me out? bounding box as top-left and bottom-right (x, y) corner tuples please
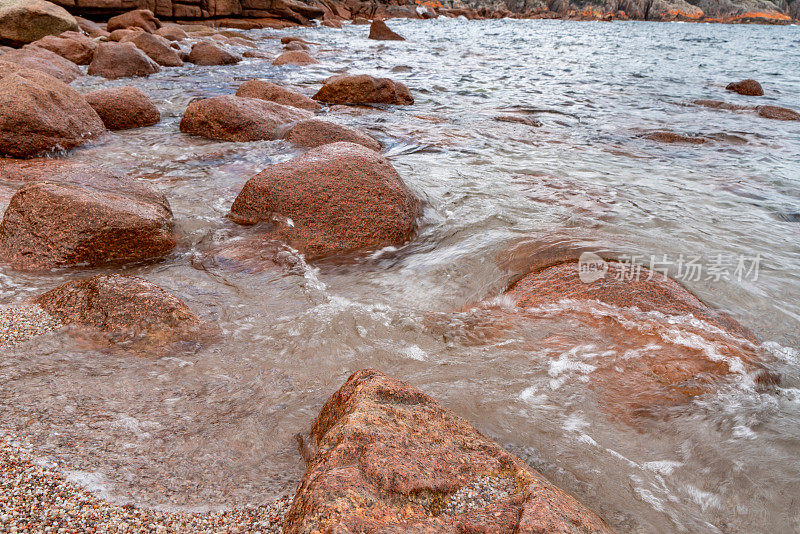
(87, 41), (160, 79)
(756, 104), (800, 121)
(0, 66), (103, 158)
(725, 78), (763, 96)
(285, 118), (381, 151)
(285, 369), (614, 533)
(273, 50), (317, 65)
(368, 19), (405, 40)
(187, 40), (241, 65)
(34, 274), (201, 350)
(0, 170), (175, 270)
(0, 44), (82, 82)
(179, 94), (311, 141)
(229, 142), (420, 259)
(235, 78), (321, 110)
(30, 30), (96, 65)
(84, 86), (161, 130)
(313, 74), (414, 105)
(0, 0), (78, 46)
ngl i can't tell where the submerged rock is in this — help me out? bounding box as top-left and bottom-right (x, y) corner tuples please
(282, 40), (308, 51)
(30, 31), (96, 65)
(368, 19), (405, 40)
(285, 369), (614, 533)
(84, 86), (160, 130)
(273, 50), (317, 65)
(725, 78), (763, 96)
(756, 105), (800, 121)
(179, 95), (310, 142)
(503, 260), (761, 420)
(313, 74), (413, 105)
(187, 41), (241, 65)
(35, 274), (201, 351)
(107, 9), (161, 33)
(0, 172), (175, 269)
(641, 131), (707, 144)
(235, 79), (320, 111)
(0, 0), (78, 46)
(0, 44), (82, 82)
(0, 66), (103, 158)
(692, 99), (748, 111)
(87, 41), (160, 79)
(123, 31), (183, 67)
(285, 118), (381, 151)
(229, 142), (420, 259)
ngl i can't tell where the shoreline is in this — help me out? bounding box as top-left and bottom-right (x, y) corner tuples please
(0, 428), (290, 533)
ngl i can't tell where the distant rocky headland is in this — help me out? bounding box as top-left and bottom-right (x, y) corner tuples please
(33, 0), (800, 29)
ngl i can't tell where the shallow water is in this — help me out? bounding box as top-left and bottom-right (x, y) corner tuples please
(1, 18), (800, 533)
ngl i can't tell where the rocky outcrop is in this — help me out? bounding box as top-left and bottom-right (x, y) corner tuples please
(107, 8), (160, 32)
(179, 95), (310, 141)
(229, 142), (420, 259)
(87, 41), (160, 79)
(0, 171), (175, 270)
(0, 0), (78, 46)
(273, 50), (316, 65)
(313, 74), (414, 105)
(286, 118), (381, 151)
(726, 78), (763, 95)
(0, 44), (82, 82)
(30, 31), (97, 65)
(122, 31), (183, 66)
(285, 369), (614, 533)
(85, 86), (161, 130)
(368, 19), (405, 40)
(34, 274), (202, 350)
(235, 79), (320, 111)
(187, 41), (241, 65)
(0, 65), (104, 158)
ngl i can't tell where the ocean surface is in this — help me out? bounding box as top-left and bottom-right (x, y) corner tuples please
(1, 17), (799, 533)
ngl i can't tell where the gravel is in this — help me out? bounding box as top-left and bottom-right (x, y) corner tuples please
(0, 304), (61, 349)
(0, 430), (290, 533)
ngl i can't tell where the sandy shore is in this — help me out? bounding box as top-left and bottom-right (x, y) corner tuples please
(0, 430), (289, 533)
(0, 304), (61, 350)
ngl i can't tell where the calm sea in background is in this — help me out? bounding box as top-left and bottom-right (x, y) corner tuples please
(1, 18), (799, 533)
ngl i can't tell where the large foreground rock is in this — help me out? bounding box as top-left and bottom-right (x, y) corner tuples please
(0, 171), (175, 269)
(313, 74), (413, 105)
(88, 41), (160, 79)
(368, 19), (405, 40)
(0, 44), (82, 82)
(107, 9), (160, 33)
(179, 95), (310, 142)
(286, 118), (381, 151)
(0, 66), (103, 158)
(285, 369), (614, 533)
(235, 79), (320, 111)
(229, 142), (420, 258)
(187, 41), (240, 65)
(85, 86), (160, 130)
(0, 0), (77, 46)
(35, 274), (201, 350)
(30, 31), (96, 65)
